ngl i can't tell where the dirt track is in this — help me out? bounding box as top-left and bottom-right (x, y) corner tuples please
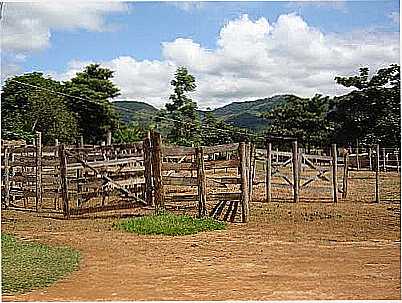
(2, 200), (400, 301)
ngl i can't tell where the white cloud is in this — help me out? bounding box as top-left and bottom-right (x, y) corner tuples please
(169, 2), (205, 12)
(28, 13), (402, 109)
(1, 2), (128, 53)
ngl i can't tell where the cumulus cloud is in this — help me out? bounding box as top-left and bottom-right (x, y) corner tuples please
(1, 2), (128, 53)
(35, 14), (402, 109)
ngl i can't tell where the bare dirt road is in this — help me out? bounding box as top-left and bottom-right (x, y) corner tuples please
(2, 201), (400, 301)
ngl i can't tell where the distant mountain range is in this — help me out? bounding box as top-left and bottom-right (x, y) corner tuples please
(113, 94), (301, 132)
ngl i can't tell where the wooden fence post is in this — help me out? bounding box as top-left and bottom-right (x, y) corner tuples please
(59, 144), (70, 218)
(266, 141), (272, 203)
(4, 147), (10, 208)
(376, 144), (380, 203)
(150, 131), (164, 213)
(356, 140), (360, 171)
(368, 147), (372, 171)
(342, 152), (349, 199)
(249, 143), (255, 199)
(332, 144), (338, 203)
(239, 142), (250, 223)
(143, 136), (153, 206)
(35, 131), (42, 212)
(196, 147), (207, 218)
(382, 148), (386, 172)
(292, 141), (299, 203)
(396, 149), (400, 173)
(106, 131), (112, 146)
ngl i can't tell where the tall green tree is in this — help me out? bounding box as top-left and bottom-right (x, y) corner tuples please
(1, 73), (78, 144)
(164, 67), (200, 146)
(262, 94), (332, 149)
(329, 64), (400, 146)
(63, 64), (121, 143)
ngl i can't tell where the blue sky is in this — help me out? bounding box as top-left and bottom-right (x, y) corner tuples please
(2, 1), (400, 108)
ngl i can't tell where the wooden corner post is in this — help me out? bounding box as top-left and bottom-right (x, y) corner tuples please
(59, 144), (70, 218)
(239, 142), (250, 223)
(266, 141), (272, 203)
(150, 131), (164, 213)
(143, 136), (153, 206)
(196, 146), (207, 218)
(292, 140), (299, 203)
(35, 131), (42, 212)
(332, 144), (338, 203)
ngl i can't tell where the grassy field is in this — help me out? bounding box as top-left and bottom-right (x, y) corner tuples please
(115, 212), (226, 236)
(1, 234), (80, 295)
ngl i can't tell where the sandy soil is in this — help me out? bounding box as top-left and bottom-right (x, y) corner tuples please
(1, 198), (400, 301)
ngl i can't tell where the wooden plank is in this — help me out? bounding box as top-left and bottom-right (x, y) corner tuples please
(332, 144), (338, 203)
(239, 142), (249, 223)
(213, 200), (227, 219)
(143, 136), (153, 206)
(151, 131), (165, 212)
(164, 176), (197, 186)
(162, 161), (195, 171)
(35, 131), (42, 212)
(229, 200), (239, 222)
(69, 200), (144, 216)
(302, 154), (333, 161)
(206, 177), (241, 184)
(205, 159), (240, 170)
(196, 147), (207, 217)
(342, 153), (349, 199)
(223, 201), (235, 221)
(209, 200), (224, 217)
(59, 145), (70, 218)
(203, 143), (239, 154)
(292, 141), (299, 203)
(162, 146), (196, 156)
(66, 157), (144, 170)
(166, 192), (241, 202)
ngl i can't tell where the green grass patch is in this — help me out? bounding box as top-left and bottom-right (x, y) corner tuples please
(1, 234), (80, 295)
(115, 213), (227, 236)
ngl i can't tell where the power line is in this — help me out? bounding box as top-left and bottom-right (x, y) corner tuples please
(7, 78), (265, 140)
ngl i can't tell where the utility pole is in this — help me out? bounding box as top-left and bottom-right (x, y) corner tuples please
(0, 3), (5, 21)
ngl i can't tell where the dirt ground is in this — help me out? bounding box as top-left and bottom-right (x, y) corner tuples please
(1, 170), (401, 301)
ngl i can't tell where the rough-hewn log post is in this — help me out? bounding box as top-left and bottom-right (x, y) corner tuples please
(382, 147), (386, 172)
(239, 142), (250, 223)
(106, 131), (112, 146)
(150, 131), (164, 213)
(59, 144), (70, 218)
(368, 147), (372, 171)
(196, 146), (207, 218)
(396, 149), (400, 173)
(356, 141), (360, 171)
(35, 131), (42, 212)
(249, 143), (255, 199)
(4, 147), (10, 208)
(376, 144), (380, 203)
(292, 141), (299, 203)
(332, 144), (338, 203)
(266, 141), (272, 203)
(143, 136), (153, 206)
(342, 152), (349, 199)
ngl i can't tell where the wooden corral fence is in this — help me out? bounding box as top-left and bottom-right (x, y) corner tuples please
(1, 131), (252, 222)
(253, 141), (345, 203)
(347, 146), (400, 172)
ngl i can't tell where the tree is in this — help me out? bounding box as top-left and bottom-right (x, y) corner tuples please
(112, 121), (143, 143)
(63, 64), (121, 143)
(329, 64), (400, 146)
(164, 67), (200, 146)
(262, 94), (332, 150)
(1, 73), (78, 144)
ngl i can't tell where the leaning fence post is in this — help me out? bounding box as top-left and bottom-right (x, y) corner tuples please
(342, 151), (349, 199)
(59, 144), (70, 218)
(266, 141), (272, 203)
(4, 147), (10, 208)
(35, 131), (42, 212)
(376, 144), (380, 203)
(196, 146), (207, 218)
(332, 144), (338, 203)
(292, 141), (299, 203)
(150, 131), (164, 213)
(239, 142), (250, 223)
(143, 136), (153, 206)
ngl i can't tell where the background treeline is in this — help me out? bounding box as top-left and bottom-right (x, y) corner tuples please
(1, 63), (400, 149)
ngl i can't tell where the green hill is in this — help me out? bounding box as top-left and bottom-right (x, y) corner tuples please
(113, 100), (158, 124)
